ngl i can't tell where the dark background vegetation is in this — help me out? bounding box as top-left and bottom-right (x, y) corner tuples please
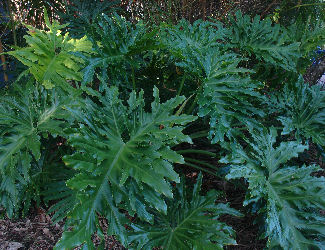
(1, 1), (324, 86)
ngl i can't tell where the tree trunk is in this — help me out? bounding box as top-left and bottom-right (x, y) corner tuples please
(0, 39), (8, 82)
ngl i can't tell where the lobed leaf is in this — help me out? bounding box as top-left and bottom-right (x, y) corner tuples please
(227, 10), (300, 71)
(0, 82), (70, 216)
(55, 86), (196, 248)
(224, 127), (325, 249)
(7, 9), (92, 92)
(129, 173), (241, 250)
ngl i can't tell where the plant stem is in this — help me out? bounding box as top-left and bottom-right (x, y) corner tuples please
(289, 3), (325, 10)
(177, 149), (215, 157)
(186, 83), (203, 114)
(182, 161), (218, 177)
(64, 0), (70, 15)
(131, 63), (136, 90)
(189, 130), (209, 139)
(177, 73), (186, 96)
(184, 157), (219, 171)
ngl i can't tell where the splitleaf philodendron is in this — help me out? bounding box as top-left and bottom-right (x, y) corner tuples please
(222, 127), (325, 249)
(269, 76), (325, 146)
(129, 172), (242, 250)
(7, 9), (93, 92)
(1, 7), (324, 250)
(0, 81), (71, 217)
(54, 86), (198, 248)
(226, 11), (300, 72)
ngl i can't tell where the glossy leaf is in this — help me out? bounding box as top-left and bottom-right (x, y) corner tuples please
(55, 86), (196, 249)
(129, 173), (241, 250)
(224, 127), (325, 249)
(0, 82), (70, 216)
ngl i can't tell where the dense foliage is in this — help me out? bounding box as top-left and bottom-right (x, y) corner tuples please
(223, 127), (325, 249)
(1, 3), (325, 249)
(129, 172), (242, 250)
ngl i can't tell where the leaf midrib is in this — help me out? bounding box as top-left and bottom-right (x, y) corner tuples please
(164, 204), (204, 249)
(59, 142), (125, 247)
(0, 136), (27, 168)
(266, 181), (302, 249)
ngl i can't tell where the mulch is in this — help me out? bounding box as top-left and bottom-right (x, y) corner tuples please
(0, 207), (124, 250)
(0, 208), (63, 250)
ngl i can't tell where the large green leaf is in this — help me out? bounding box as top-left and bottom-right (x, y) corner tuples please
(161, 18), (227, 77)
(7, 9), (92, 92)
(269, 76), (325, 146)
(227, 10), (300, 71)
(129, 172), (241, 250)
(82, 13), (159, 88)
(161, 19), (265, 145)
(197, 49), (265, 144)
(0, 81), (70, 217)
(223, 127), (325, 249)
(54, 86), (196, 249)
(286, 17), (325, 58)
(286, 18), (325, 74)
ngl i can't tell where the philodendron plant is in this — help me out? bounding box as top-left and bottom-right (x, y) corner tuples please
(2, 8), (325, 250)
